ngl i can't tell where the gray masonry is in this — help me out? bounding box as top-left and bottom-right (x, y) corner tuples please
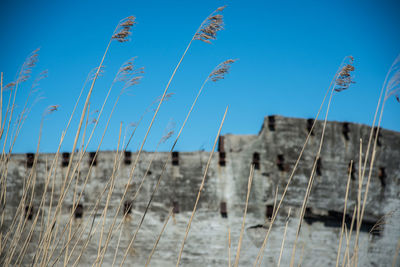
(1, 115), (400, 266)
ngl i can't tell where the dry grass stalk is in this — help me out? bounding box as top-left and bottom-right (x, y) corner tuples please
(128, 122), (175, 205)
(233, 165), (254, 267)
(352, 138), (364, 264)
(40, 16), (134, 253)
(50, 86), (134, 266)
(297, 244), (305, 267)
(112, 57), (234, 266)
(393, 238), (400, 267)
(2, 116), (44, 265)
(352, 53), (399, 264)
(52, 128), (127, 266)
(0, 72), (3, 229)
(0, 72), (3, 138)
(253, 57), (344, 266)
(228, 227), (231, 267)
(335, 160), (353, 267)
(97, 122), (173, 265)
(111, 219), (125, 266)
(145, 208), (173, 267)
(0, 48), (41, 188)
(175, 106), (228, 267)
(95, 123), (123, 264)
(255, 185), (278, 266)
(277, 208), (291, 267)
(15, 154), (52, 265)
(342, 207), (357, 267)
(43, 56), (144, 266)
(32, 25), (142, 266)
(288, 56), (356, 267)
(96, 9), (227, 262)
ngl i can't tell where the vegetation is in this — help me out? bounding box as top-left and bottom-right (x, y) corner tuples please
(0, 5), (399, 267)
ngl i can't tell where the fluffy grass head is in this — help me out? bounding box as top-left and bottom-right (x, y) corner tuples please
(117, 57), (144, 88)
(112, 16), (136, 42)
(18, 48), (40, 83)
(194, 6), (226, 44)
(209, 59), (237, 82)
(334, 56), (355, 92)
(384, 54), (400, 102)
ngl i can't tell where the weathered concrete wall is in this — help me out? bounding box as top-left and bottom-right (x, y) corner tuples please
(1, 115), (399, 266)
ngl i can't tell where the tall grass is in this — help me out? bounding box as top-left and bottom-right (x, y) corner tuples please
(0, 5), (399, 267)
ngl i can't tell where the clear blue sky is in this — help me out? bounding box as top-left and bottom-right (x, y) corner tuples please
(1, 0), (399, 153)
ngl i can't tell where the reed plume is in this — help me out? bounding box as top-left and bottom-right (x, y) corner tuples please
(4, 82), (16, 91)
(194, 6), (226, 44)
(112, 16), (136, 42)
(18, 48), (40, 83)
(45, 105), (59, 114)
(384, 54), (400, 102)
(208, 59), (237, 82)
(334, 56), (355, 92)
(117, 57), (144, 88)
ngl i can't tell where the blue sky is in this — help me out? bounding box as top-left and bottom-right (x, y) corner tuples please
(1, 0), (399, 153)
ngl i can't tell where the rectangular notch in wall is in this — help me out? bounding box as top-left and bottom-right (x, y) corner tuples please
(342, 122), (350, 141)
(220, 201), (228, 218)
(276, 154), (285, 171)
(26, 153), (35, 168)
(74, 204), (83, 219)
(373, 127), (382, 147)
(266, 205), (274, 220)
(218, 136), (225, 152)
(172, 201), (179, 214)
(316, 157), (322, 176)
(348, 161), (356, 180)
(89, 152), (97, 166)
(378, 167), (386, 188)
(123, 200), (132, 216)
(124, 151), (132, 165)
(307, 118), (314, 136)
(172, 151), (179, 166)
(268, 116), (275, 131)
(25, 205), (34, 220)
(62, 152), (70, 167)
(252, 152), (260, 170)
(219, 152), (226, 166)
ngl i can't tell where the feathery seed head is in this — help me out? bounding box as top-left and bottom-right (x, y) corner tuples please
(216, 6), (227, 12)
(4, 82), (16, 91)
(161, 122), (175, 144)
(18, 48), (40, 83)
(112, 16), (136, 42)
(384, 54), (400, 103)
(334, 56), (355, 92)
(32, 70), (48, 90)
(194, 7), (226, 44)
(153, 93), (174, 105)
(46, 105), (59, 114)
(89, 66), (105, 81)
(117, 57), (144, 88)
(209, 59), (237, 82)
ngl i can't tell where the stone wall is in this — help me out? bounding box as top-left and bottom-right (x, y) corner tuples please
(1, 115), (399, 266)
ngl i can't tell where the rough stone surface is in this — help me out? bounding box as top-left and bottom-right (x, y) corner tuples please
(1, 115), (400, 266)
